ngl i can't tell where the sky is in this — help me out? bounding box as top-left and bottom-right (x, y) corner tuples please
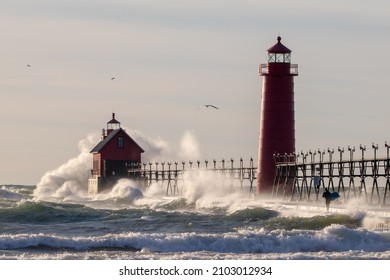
(1, 0), (390, 185)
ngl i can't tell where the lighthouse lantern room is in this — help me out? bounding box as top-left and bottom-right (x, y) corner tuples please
(88, 113), (144, 194)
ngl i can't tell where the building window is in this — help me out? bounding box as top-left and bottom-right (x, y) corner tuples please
(117, 136), (124, 149)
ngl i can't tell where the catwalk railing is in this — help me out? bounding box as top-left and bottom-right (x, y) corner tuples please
(273, 143), (390, 205)
(126, 158), (257, 196)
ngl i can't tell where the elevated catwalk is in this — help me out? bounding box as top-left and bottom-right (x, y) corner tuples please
(127, 158), (257, 196)
(273, 143), (390, 205)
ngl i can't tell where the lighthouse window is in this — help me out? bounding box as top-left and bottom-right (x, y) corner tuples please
(276, 54), (284, 62)
(284, 53), (291, 62)
(117, 136), (124, 149)
(267, 53), (290, 63)
(267, 53), (276, 62)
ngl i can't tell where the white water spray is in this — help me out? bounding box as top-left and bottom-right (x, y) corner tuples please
(33, 133), (99, 202)
(32, 126), (390, 227)
(179, 130), (200, 160)
(33, 128), (203, 202)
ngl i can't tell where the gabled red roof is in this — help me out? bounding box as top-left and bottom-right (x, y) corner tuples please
(90, 128), (144, 153)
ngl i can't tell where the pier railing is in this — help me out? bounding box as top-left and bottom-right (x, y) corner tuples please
(126, 158), (257, 196)
(273, 143), (390, 205)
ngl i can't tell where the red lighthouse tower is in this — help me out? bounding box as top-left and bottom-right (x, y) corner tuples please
(257, 36), (298, 193)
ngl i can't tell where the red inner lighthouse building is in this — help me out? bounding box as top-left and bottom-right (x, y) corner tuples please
(88, 113), (144, 194)
(257, 36), (298, 193)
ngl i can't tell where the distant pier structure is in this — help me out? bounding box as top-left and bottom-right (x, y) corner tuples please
(127, 158), (257, 195)
(272, 143), (390, 205)
(257, 36), (298, 194)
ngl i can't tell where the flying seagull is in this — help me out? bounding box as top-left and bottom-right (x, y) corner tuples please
(202, 104), (219, 110)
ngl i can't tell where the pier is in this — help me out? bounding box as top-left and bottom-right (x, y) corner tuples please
(126, 158), (257, 196)
(273, 143), (390, 205)
(124, 142), (390, 206)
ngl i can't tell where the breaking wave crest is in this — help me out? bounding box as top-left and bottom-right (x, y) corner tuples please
(1, 224), (390, 255)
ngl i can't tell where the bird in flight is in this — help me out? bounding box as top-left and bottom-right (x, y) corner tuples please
(202, 104), (219, 110)
(27, 64), (31, 67)
(111, 77), (115, 80)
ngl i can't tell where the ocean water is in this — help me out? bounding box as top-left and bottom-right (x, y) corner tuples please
(2, 180), (390, 261)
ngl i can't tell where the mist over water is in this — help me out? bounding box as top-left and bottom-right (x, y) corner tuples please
(32, 128), (390, 217)
(33, 128), (202, 204)
(3, 128), (389, 260)
(33, 133), (99, 202)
